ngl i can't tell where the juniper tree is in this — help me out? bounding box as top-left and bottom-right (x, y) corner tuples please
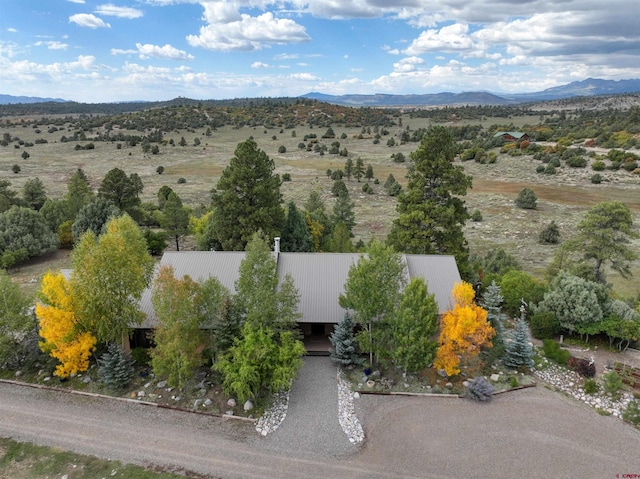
(329, 313), (362, 367)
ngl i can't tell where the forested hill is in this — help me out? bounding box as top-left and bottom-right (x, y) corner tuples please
(0, 98), (397, 130)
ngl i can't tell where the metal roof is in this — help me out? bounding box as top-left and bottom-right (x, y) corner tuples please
(403, 254), (461, 313)
(100, 250), (461, 328)
(277, 252), (362, 324)
(139, 251), (246, 328)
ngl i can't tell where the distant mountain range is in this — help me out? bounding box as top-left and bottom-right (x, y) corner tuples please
(301, 78), (640, 107)
(0, 94), (67, 104)
(2, 78), (640, 107)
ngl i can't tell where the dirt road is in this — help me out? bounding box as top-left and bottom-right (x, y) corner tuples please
(1, 382), (639, 479)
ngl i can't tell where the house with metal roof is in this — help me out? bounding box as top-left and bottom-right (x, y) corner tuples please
(493, 131), (529, 142)
(135, 245), (461, 352)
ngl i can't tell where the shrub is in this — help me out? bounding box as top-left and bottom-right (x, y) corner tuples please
(131, 347), (151, 367)
(466, 376), (494, 402)
(568, 356), (596, 378)
(156, 166), (164, 175)
(509, 376), (519, 388)
(471, 210), (483, 222)
(566, 156), (587, 168)
(177, 177), (186, 184)
(538, 221), (561, 244)
(583, 378), (599, 395)
(544, 164), (557, 175)
(98, 343), (136, 390)
(278, 145), (286, 153)
(11, 164), (20, 174)
(542, 339), (570, 365)
(530, 311), (561, 339)
(590, 173), (603, 184)
(591, 160), (606, 171)
(282, 173), (292, 182)
(515, 188), (537, 209)
(602, 371), (623, 400)
(536, 165), (545, 173)
(623, 400), (640, 426)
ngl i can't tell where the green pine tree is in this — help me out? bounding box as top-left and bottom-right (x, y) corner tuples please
(281, 201), (313, 252)
(98, 343), (136, 390)
(210, 139), (284, 251)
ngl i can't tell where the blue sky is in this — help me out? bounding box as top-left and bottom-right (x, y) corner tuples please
(1, 0), (639, 103)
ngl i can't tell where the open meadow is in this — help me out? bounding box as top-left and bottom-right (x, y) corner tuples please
(2, 108), (640, 296)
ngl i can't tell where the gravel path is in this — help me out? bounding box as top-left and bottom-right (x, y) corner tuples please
(250, 356), (359, 458)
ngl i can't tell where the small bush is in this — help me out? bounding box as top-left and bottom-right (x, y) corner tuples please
(156, 166), (164, 175)
(177, 177), (186, 184)
(530, 312), (560, 339)
(278, 145), (287, 153)
(566, 156), (587, 168)
(583, 378), (599, 395)
(515, 188), (537, 209)
(538, 221), (560, 244)
(591, 160), (606, 171)
(466, 376), (494, 402)
(471, 210), (483, 222)
(11, 164), (20, 174)
(509, 376), (519, 388)
(544, 164), (557, 175)
(536, 165), (545, 173)
(590, 173), (602, 184)
(131, 347), (151, 366)
(602, 371), (623, 400)
(281, 173), (292, 182)
(623, 399), (640, 426)
(542, 339), (570, 365)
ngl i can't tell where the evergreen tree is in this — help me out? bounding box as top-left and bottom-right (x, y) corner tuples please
(210, 139), (284, 251)
(504, 304), (534, 369)
(304, 190), (333, 251)
(365, 164), (374, 180)
(481, 281), (506, 358)
(65, 168), (94, 218)
(330, 221), (354, 252)
(98, 167), (141, 213)
(22, 177), (47, 211)
(160, 191), (190, 251)
(281, 201), (313, 252)
(344, 158), (353, 181)
(71, 197), (121, 242)
(329, 313), (362, 367)
(354, 157), (365, 182)
(332, 190), (356, 234)
(387, 126), (472, 278)
(98, 343), (136, 390)
(390, 277), (438, 374)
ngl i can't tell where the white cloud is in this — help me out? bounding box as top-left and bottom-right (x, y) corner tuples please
(111, 48), (138, 55)
(251, 61), (270, 68)
(7, 28), (17, 33)
(69, 14), (111, 29)
(274, 53), (299, 60)
(289, 72), (319, 81)
(135, 43), (194, 60)
(67, 0), (86, 3)
(35, 41), (69, 50)
(95, 4), (144, 19)
(393, 56), (425, 73)
(404, 23), (473, 55)
(186, 8), (310, 51)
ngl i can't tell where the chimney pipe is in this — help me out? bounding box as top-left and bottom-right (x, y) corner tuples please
(274, 237), (280, 254)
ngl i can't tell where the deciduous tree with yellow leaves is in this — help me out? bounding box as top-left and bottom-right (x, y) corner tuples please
(434, 281), (494, 376)
(36, 271), (96, 377)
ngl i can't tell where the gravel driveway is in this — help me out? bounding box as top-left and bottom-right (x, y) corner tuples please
(1, 380), (639, 478)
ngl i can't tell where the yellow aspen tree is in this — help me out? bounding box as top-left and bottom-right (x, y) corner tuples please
(434, 281), (495, 376)
(36, 271), (96, 378)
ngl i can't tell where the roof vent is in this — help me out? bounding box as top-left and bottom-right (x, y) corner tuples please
(274, 237), (280, 254)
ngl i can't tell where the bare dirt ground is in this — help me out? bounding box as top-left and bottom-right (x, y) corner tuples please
(1, 380), (639, 479)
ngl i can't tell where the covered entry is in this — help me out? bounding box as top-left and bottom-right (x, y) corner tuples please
(300, 322), (332, 355)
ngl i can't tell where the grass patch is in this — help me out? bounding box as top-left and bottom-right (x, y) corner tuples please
(0, 438), (198, 478)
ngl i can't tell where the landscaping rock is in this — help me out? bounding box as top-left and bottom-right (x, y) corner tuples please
(156, 380), (167, 389)
(83, 377), (91, 384)
(227, 398), (236, 407)
(204, 398), (212, 407)
(15, 370), (22, 377)
(244, 400), (254, 412)
(490, 373), (500, 382)
(225, 410), (234, 416)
